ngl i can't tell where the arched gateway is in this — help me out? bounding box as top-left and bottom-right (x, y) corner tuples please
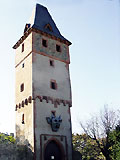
(44, 140), (64, 160)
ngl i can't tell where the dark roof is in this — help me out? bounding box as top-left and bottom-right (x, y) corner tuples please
(30, 4), (70, 42)
(13, 4), (71, 49)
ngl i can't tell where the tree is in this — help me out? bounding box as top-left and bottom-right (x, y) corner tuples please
(72, 133), (105, 160)
(0, 132), (15, 144)
(108, 124), (120, 160)
(80, 107), (120, 160)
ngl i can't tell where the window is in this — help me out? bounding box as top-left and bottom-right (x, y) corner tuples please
(20, 83), (24, 92)
(51, 111), (56, 116)
(22, 114), (24, 124)
(42, 39), (47, 47)
(22, 63), (24, 68)
(50, 80), (57, 90)
(45, 23), (53, 32)
(22, 43), (24, 52)
(56, 44), (61, 52)
(49, 60), (54, 67)
(25, 99), (28, 105)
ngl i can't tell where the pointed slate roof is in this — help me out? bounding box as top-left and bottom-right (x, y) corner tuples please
(30, 4), (67, 41)
(13, 4), (71, 49)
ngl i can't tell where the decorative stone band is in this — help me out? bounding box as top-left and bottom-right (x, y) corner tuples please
(15, 96), (32, 111)
(34, 95), (72, 108)
(15, 95), (72, 111)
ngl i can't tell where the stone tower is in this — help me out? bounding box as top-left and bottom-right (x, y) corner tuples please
(13, 4), (72, 160)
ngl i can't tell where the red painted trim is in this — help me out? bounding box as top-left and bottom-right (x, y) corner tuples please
(32, 50), (70, 64)
(15, 95), (72, 111)
(68, 65), (72, 101)
(32, 32), (34, 53)
(15, 51), (33, 68)
(13, 28), (71, 49)
(15, 96), (32, 111)
(40, 134), (67, 160)
(67, 45), (70, 64)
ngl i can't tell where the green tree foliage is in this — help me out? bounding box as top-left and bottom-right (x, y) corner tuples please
(72, 133), (105, 160)
(0, 132), (15, 144)
(108, 125), (120, 160)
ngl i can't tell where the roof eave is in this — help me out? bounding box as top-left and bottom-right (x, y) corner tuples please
(13, 27), (72, 50)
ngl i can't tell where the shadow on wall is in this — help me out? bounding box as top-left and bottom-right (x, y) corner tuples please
(73, 150), (82, 160)
(0, 125), (34, 160)
(15, 124), (34, 159)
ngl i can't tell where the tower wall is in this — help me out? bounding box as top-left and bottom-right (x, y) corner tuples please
(34, 100), (72, 160)
(14, 4), (73, 160)
(32, 32), (70, 63)
(32, 52), (71, 99)
(15, 33), (34, 151)
(32, 32), (72, 160)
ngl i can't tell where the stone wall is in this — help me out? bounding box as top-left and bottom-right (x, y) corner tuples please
(0, 143), (33, 160)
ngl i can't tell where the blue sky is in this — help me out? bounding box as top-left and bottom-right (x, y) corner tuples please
(0, 0), (119, 133)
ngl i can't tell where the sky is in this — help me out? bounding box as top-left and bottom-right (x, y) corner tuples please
(0, 0), (119, 134)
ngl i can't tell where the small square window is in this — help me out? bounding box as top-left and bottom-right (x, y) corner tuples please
(50, 80), (57, 90)
(20, 83), (24, 92)
(42, 39), (47, 47)
(56, 44), (61, 52)
(22, 43), (24, 52)
(50, 60), (54, 67)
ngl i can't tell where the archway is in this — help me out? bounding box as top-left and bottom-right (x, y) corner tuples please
(44, 140), (64, 160)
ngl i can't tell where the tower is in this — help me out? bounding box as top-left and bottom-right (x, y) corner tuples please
(13, 4), (72, 160)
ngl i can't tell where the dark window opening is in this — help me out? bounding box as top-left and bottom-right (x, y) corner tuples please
(20, 83), (24, 92)
(25, 99), (28, 105)
(22, 43), (24, 52)
(50, 60), (54, 67)
(51, 82), (55, 89)
(42, 39), (47, 47)
(51, 111), (56, 116)
(50, 81), (57, 90)
(56, 45), (61, 52)
(22, 63), (24, 68)
(22, 114), (24, 124)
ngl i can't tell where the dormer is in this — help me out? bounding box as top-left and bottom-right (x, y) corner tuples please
(44, 23), (53, 32)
